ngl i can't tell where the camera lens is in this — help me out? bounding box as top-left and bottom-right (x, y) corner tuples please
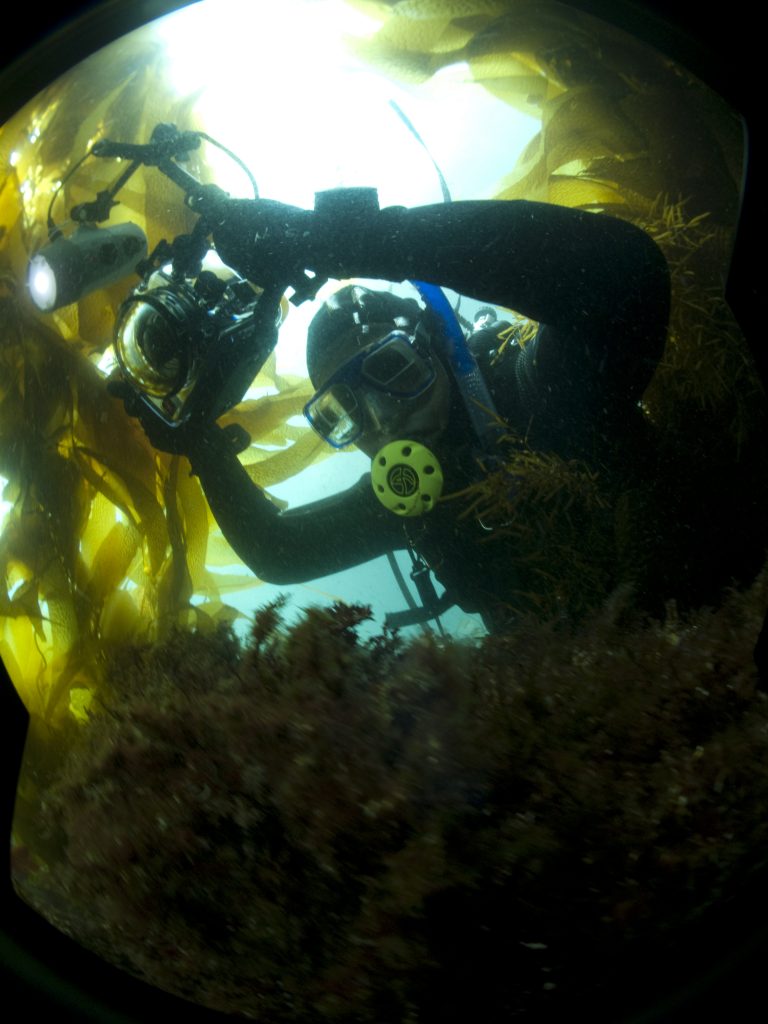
(115, 290), (194, 396)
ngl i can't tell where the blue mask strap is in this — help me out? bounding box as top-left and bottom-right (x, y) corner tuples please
(410, 280), (504, 449)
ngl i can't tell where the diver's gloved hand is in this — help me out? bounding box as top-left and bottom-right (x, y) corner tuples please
(107, 375), (250, 463)
(192, 187), (386, 295)
(196, 195), (314, 291)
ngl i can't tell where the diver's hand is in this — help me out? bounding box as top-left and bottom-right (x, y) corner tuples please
(108, 375), (198, 454)
(196, 195), (314, 291)
(107, 376), (250, 463)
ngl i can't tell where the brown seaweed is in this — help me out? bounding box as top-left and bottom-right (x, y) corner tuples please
(12, 574), (768, 1021)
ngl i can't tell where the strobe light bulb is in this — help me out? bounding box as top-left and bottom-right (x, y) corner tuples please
(27, 222), (148, 311)
(28, 254), (58, 310)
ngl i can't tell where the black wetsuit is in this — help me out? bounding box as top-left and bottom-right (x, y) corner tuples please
(192, 198), (670, 626)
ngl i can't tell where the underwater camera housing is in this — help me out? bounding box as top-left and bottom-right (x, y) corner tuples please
(26, 120), (290, 431)
(114, 253), (281, 425)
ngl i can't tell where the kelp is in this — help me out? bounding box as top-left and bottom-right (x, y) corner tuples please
(445, 431), (616, 621)
(0, 279), (217, 722)
(0, 24), (329, 721)
(347, 0), (743, 222)
(13, 572), (768, 1021)
(639, 199), (763, 450)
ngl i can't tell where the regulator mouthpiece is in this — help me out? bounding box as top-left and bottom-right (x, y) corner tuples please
(371, 440), (443, 516)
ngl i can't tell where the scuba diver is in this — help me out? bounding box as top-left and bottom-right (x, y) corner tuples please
(114, 189), (671, 631)
(471, 307), (499, 333)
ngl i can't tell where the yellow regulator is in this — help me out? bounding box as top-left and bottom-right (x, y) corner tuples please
(371, 440), (444, 516)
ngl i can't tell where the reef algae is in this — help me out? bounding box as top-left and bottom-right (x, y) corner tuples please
(12, 575), (768, 1021)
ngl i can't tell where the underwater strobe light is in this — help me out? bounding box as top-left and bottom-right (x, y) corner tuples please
(27, 222), (148, 311)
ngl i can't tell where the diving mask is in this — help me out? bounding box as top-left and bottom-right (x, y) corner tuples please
(303, 330), (436, 448)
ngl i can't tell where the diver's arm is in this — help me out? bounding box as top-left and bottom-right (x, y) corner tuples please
(211, 195), (669, 348)
(189, 442), (402, 584)
(308, 196), (670, 406)
(318, 198), (668, 344)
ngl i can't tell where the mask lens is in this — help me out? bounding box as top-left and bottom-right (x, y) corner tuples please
(361, 334), (434, 396)
(306, 383), (361, 447)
